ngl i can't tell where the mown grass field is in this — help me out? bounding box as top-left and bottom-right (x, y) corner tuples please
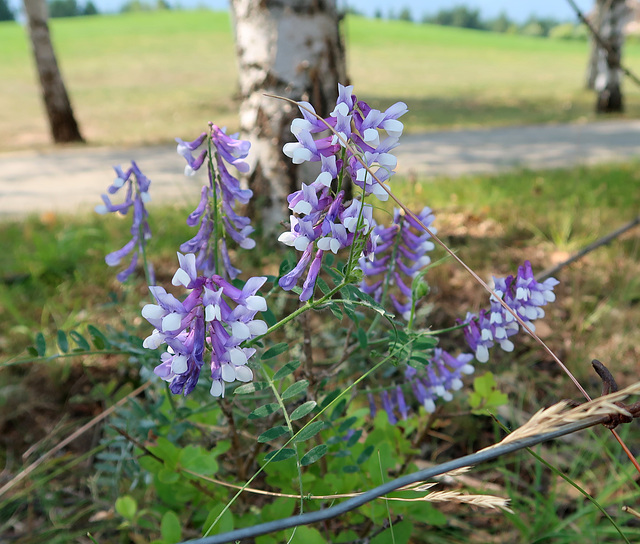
(2, 11), (640, 149)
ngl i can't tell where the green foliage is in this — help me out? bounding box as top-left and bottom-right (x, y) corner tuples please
(468, 372), (508, 414)
(423, 5), (484, 30)
(115, 495), (138, 521)
(4, 156), (640, 544)
(0, 0), (14, 21)
(120, 0), (171, 12)
(48, 0), (98, 17)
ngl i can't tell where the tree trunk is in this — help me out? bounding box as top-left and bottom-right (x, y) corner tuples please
(23, 0), (84, 143)
(230, 0), (347, 235)
(594, 0), (629, 113)
(585, 3), (602, 90)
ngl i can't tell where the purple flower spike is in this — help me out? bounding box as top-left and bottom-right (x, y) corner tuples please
(460, 261), (559, 364)
(177, 125), (254, 279)
(370, 349), (475, 422)
(360, 207), (436, 320)
(142, 253), (268, 397)
(96, 161), (152, 283)
(380, 390), (398, 425)
(278, 84), (409, 301)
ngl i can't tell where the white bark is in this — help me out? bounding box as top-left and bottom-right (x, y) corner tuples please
(230, 0), (346, 234)
(585, 3), (603, 90)
(23, 0), (83, 142)
(593, 0), (630, 112)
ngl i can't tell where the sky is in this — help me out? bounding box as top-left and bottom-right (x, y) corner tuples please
(341, 1), (593, 23)
(13, 0), (594, 24)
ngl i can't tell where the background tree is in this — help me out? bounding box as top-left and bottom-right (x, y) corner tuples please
(48, 0), (80, 17)
(0, 0), (15, 21)
(230, 0), (347, 233)
(397, 6), (412, 22)
(487, 11), (510, 33)
(23, 0), (84, 143)
(423, 6), (483, 30)
(593, 0), (630, 112)
(83, 0), (97, 14)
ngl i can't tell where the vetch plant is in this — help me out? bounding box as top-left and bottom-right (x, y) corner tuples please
(95, 161), (153, 283)
(176, 123), (255, 278)
(142, 252), (268, 397)
(54, 83), (638, 543)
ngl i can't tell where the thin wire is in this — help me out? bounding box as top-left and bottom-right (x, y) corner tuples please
(179, 415), (607, 544)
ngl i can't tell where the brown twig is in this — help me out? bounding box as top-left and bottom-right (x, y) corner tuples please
(0, 381), (151, 498)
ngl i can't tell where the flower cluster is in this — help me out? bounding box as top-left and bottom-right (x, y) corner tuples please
(369, 349), (475, 422)
(176, 124), (255, 279)
(360, 207), (436, 320)
(278, 84), (408, 301)
(96, 161), (153, 283)
(461, 261), (559, 363)
(142, 253), (268, 397)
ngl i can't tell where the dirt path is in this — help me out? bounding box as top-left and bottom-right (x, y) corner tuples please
(1, 119), (639, 218)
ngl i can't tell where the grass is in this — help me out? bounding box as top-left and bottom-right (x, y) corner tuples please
(2, 12), (640, 150)
(1, 162), (639, 542)
(2, 161), (639, 393)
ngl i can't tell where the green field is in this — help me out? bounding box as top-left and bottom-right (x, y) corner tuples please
(2, 11), (640, 150)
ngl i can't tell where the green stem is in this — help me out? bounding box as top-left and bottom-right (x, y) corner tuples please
(262, 369), (306, 524)
(366, 225), (401, 336)
(202, 336), (419, 537)
(3, 350), (137, 368)
(335, 147), (346, 195)
(207, 135), (221, 277)
(245, 280), (349, 348)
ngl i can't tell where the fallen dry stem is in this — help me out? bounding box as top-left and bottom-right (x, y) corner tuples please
(0, 381), (151, 498)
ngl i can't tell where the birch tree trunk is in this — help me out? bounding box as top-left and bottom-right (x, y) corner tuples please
(230, 0), (347, 234)
(594, 0), (629, 113)
(585, 3), (603, 90)
(23, 0), (84, 143)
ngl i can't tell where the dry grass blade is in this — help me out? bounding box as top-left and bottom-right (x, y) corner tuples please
(0, 382), (151, 498)
(395, 490), (513, 513)
(490, 381), (640, 449)
(623, 505), (640, 520)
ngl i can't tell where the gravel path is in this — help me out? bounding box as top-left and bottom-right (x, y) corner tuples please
(1, 119), (639, 218)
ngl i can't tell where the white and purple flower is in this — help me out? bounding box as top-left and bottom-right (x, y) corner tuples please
(460, 261), (559, 363)
(142, 253), (268, 397)
(360, 207), (437, 320)
(370, 349), (475, 423)
(177, 124), (254, 279)
(278, 85), (406, 301)
(96, 161), (153, 283)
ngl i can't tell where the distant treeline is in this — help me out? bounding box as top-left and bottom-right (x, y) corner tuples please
(0, 0), (586, 41)
(46, 0), (172, 17)
(0, 0), (176, 20)
(366, 4), (589, 40)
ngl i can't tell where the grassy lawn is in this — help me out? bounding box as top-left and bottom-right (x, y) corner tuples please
(2, 11), (640, 150)
(2, 162), (638, 391)
(1, 162), (639, 542)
